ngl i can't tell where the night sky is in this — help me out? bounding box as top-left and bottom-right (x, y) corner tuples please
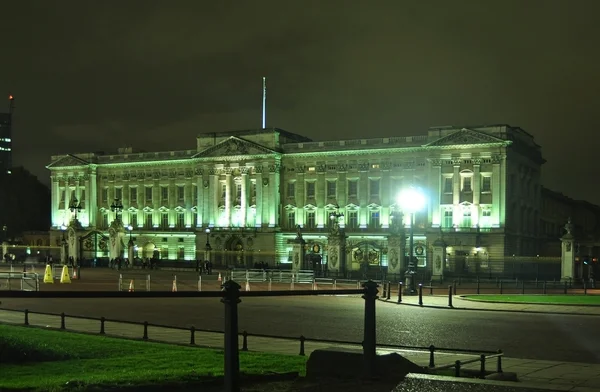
(2, 1), (599, 204)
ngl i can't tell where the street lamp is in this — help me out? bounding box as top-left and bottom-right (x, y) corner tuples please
(110, 198), (124, 222)
(60, 225), (67, 264)
(69, 197), (82, 221)
(329, 204), (344, 235)
(397, 187), (426, 294)
(204, 228), (212, 264)
(127, 225), (133, 241)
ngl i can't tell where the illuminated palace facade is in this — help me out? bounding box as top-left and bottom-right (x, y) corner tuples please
(47, 125), (544, 275)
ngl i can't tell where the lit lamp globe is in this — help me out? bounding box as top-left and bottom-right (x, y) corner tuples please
(397, 187), (426, 215)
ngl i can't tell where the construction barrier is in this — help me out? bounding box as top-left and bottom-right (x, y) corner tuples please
(118, 274), (151, 292)
(0, 272), (40, 291)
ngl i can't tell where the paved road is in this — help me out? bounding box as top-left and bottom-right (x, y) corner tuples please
(1, 294), (599, 364)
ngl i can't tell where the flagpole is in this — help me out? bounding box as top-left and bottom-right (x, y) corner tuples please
(262, 77), (266, 129)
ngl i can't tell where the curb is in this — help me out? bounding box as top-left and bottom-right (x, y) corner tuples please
(377, 298), (600, 317)
(459, 295), (600, 308)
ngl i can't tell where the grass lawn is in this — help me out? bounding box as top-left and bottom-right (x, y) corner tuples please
(0, 323), (307, 391)
(462, 295), (600, 305)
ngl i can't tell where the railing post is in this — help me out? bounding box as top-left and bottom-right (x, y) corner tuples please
(143, 321), (148, 340)
(454, 360), (461, 377)
(496, 350), (503, 373)
(543, 280), (547, 295)
(382, 282), (388, 298)
(241, 330), (248, 351)
(100, 317), (105, 335)
(299, 335), (306, 356)
(429, 280), (433, 295)
(60, 312), (66, 330)
(386, 282), (391, 300)
(268, 278), (272, 292)
(198, 275), (202, 292)
(23, 309), (29, 325)
(418, 284), (423, 306)
(190, 326), (196, 345)
(362, 280), (379, 379)
(147, 274), (151, 292)
(479, 354), (486, 378)
(448, 285), (453, 308)
(428, 345), (435, 368)
(222, 280), (242, 392)
(397, 282), (403, 303)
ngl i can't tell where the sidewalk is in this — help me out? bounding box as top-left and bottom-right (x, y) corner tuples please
(1, 309), (599, 391)
(381, 294), (600, 316)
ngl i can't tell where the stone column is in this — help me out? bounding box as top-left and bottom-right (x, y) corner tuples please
(209, 172), (218, 226)
(561, 218), (575, 282)
(431, 238), (446, 280)
(51, 176), (59, 227)
(492, 157), (501, 227)
(291, 228), (305, 273)
(67, 225), (80, 262)
(241, 170), (248, 227)
(225, 172), (232, 227)
(255, 168), (263, 227)
(452, 165), (460, 226)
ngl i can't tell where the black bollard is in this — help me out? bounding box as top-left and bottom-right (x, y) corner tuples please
(190, 326), (196, 345)
(584, 282), (587, 295)
(418, 284), (423, 306)
(24, 309), (29, 326)
(386, 282), (391, 301)
(428, 345), (435, 368)
(496, 350), (503, 373)
(479, 354), (486, 378)
(362, 280), (379, 379)
(429, 280), (433, 295)
(448, 285), (453, 308)
(299, 335), (306, 356)
(100, 317), (105, 335)
(397, 282), (403, 304)
(222, 280), (242, 392)
(454, 360), (461, 377)
(60, 313), (66, 330)
(143, 321), (149, 340)
(382, 283), (387, 298)
(241, 331), (248, 351)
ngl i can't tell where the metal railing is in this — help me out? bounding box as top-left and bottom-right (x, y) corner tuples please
(435, 350), (504, 378)
(0, 272), (40, 291)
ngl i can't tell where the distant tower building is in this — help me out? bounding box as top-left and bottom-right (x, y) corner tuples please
(0, 95), (14, 174)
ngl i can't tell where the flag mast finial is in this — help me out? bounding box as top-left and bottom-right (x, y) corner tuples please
(262, 77), (266, 129)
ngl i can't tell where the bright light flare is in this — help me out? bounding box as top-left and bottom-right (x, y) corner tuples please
(397, 187), (426, 213)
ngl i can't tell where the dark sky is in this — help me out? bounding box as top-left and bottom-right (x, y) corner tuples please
(2, 1), (599, 204)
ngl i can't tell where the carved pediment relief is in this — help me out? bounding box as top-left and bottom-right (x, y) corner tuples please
(193, 136), (277, 158)
(425, 128), (506, 147)
(142, 206), (154, 213)
(47, 154), (90, 168)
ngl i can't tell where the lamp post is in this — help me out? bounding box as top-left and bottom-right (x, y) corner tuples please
(60, 225), (67, 265)
(110, 198), (124, 222)
(397, 187), (426, 295)
(205, 228), (212, 262)
(329, 204), (344, 235)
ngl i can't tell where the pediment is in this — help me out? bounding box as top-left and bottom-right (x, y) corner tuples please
(193, 136), (277, 158)
(425, 128), (506, 147)
(46, 154), (90, 169)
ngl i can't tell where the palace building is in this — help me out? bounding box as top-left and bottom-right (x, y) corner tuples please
(47, 124), (546, 277)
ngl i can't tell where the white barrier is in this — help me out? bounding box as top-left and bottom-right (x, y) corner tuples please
(118, 274), (151, 291)
(0, 272), (39, 291)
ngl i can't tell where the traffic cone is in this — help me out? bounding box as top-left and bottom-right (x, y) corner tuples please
(129, 280), (135, 292)
(218, 273), (222, 282)
(43, 264), (53, 284)
(245, 281), (250, 291)
(60, 265), (71, 284)
(172, 279), (178, 292)
(72, 268), (78, 280)
(313, 280), (317, 290)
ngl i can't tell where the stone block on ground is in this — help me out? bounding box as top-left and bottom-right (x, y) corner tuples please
(306, 348), (425, 382)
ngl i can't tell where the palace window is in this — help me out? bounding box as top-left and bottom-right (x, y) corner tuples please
(306, 182), (315, 199)
(236, 183), (242, 204)
(178, 247), (185, 260)
(306, 211), (316, 229)
(102, 188), (108, 203)
(60, 189), (66, 205)
(443, 177), (453, 194)
(101, 214), (108, 229)
(161, 187), (169, 202)
(177, 186), (184, 202)
(130, 188), (137, 203)
(326, 181), (336, 199)
(221, 184), (227, 201)
(144, 213), (153, 229)
(347, 210), (358, 229)
(462, 209), (472, 228)
(462, 177), (472, 193)
(481, 176), (492, 193)
(115, 188), (122, 201)
(392, 178), (403, 196)
(161, 247), (169, 259)
(161, 213), (169, 229)
(145, 187), (153, 203)
(130, 213), (138, 228)
(480, 208), (492, 227)
(177, 213), (185, 228)
(192, 211), (198, 227)
(369, 179), (380, 198)
(80, 189), (86, 208)
(193, 185), (198, 203)
(369, 210), (380, 228)
(287, 211), (296, 229)
(348, 180), (358, 197)
(443, 210), (453, 228)
(287, 182), (295, 198)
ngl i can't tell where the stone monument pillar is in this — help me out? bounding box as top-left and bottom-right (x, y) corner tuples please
(431, 238), (447, 280)
(108, 220), (126, 260)
(291, 225), (305, 273)
(67, 219), (83, 265)
(387, 210), (406, 279)
(327, 233), (347, 277)
(561, 218), (575, 282)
